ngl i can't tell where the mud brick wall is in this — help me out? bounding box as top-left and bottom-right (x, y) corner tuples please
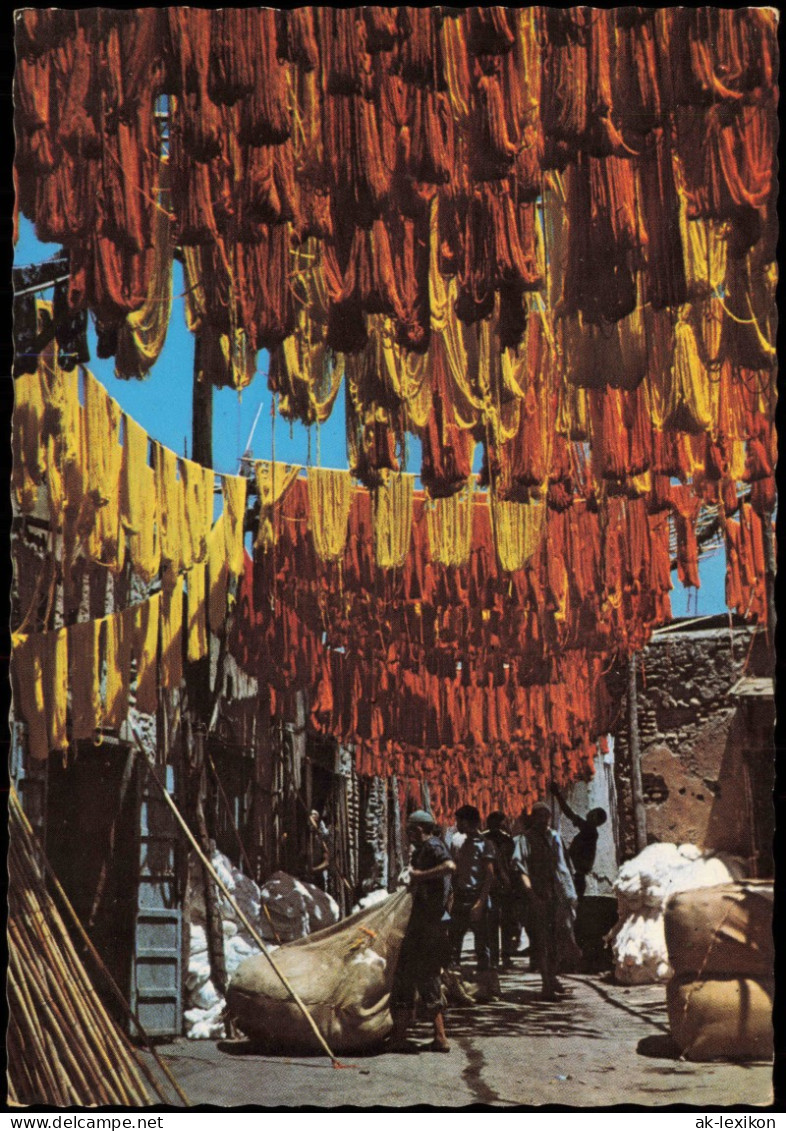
(613, 625), (773, 868)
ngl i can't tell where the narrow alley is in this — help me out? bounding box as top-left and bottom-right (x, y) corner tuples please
(142, 969), (773, 1108)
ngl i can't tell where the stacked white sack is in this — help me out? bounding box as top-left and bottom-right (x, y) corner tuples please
(185, 852), (339, 1038)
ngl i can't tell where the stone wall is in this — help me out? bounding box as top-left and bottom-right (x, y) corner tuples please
(612, 623), (773, 868)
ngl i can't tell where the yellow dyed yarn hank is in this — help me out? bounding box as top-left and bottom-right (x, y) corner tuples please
(154, 442), (185, 581)
(103, 611), (132, 731)
(84, 371), (124, 571)
(187, 563), (208, 663)
(122, 594), (161, 716)
(490, 493), (547, 573)
(68, 618), (102, 743)
(11, 371), (46, 513)
(254, 460), (302, 552)
(181, 457), (214, 567)
(665, 307), (717, 435)
(425, 479), (475, 567)
(121, 414), (160, 583)
(160, 577), (184, 691)
(222, 474), (248, 577)
(11, 629), (68, 761)
(373, 473), (414, 569)
(208, 515), (229, 636)
(307, 467), (353, 563)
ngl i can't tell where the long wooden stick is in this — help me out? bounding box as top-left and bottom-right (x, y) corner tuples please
(9, 786), (190, 1107)
(130, 724), (346, 1066)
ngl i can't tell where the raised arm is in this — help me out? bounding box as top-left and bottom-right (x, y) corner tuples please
(550, 784), (585, 830)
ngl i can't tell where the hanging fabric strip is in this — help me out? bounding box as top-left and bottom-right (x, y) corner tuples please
(222, 474), (248, 577)
(490, 491), (546, 573)
(11, 629), (68, 761)
(83, 370), (124, 571)
(160, 576), (184, 690)
(11, 370), (46, 514)
(307, 467), (353, 562)
(68, 617), (102, 743)
(103, 609), (132, 731)
(187, 562), (208, 662)
(121, 594), (160, 716)
(153, 441), (185, 581)
(120, 414), (160, 583)
(373, 472), (414, 569)
(114, 153), (174, 379)
(425, 478), (475, 567)
(208, 514), (229, 636)
(254, 460), (302, 551)
(180, 457), (214, 567)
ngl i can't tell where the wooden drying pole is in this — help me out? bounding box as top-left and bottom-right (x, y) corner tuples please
(130, 724), (348, 1068)
(627, 653), (648, 855)
(9, 787), (185, 1106)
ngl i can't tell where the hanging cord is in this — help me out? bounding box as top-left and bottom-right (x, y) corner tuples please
(9, 785), (191, 1107)
(129, 724), (352, 1069)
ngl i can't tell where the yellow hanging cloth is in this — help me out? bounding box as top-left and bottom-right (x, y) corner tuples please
(122, 593), (161, 716)
(642, 305), (674, 431)
(115, 154), (174, 379)
(665, 307), (716, 434)
(160, 576), (184, 691)
(425, 478), (475, 567)
(103, 610), (132, 731)
(121, 414), (160, 583)
(222, 474), (248, 577)
(254, 460), (302, 551)
(11, 370), (46, 513)
(490, 492), (546, 573)
(208, 515), (229, 636)
(307, 467), (353, 562)
(180, 457), (214, 567)
(154, 441), (185, 581)
(11, 629), (67, 760)
(373, 473), (414, 569)
(43, 362), (79, 531)
(187, 563), (208, 663)
(83, 371), (124, 570)
(69, 617), (102, 742)
(676, 172), (727, 299)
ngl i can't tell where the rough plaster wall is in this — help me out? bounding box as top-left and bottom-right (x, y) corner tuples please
(555, 752), (619, 896)
(613, 626), (770, 862)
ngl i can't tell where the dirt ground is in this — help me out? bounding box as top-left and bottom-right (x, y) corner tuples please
(142, 968), (774, 1109)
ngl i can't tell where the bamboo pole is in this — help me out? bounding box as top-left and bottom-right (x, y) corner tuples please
(9, 786), (190, 1106)
(130, 724), (348, 1067)
(9, 794), (158, 1106)
(627, 653), (648, 855)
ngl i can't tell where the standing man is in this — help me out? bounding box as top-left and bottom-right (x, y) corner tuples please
(483, 810), (519, 970)
(449, 804), (498, 1000)
(550, 784), (608, 902)
(512, 801), (582, 1000)
(389, 810), (455, 1054)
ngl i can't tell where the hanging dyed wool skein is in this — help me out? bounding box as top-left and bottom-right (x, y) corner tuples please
(490, 491), (546, 573)
(425, 478), (475, 567)
(373, 472), (414, 569)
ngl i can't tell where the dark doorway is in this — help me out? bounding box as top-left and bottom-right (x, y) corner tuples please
(45, 741), (138, 1026)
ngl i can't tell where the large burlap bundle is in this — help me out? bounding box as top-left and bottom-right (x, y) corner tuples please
(227, 889), (412, 1054)
(667, 974), (774, 1062)
(664, 881), (773, 979)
